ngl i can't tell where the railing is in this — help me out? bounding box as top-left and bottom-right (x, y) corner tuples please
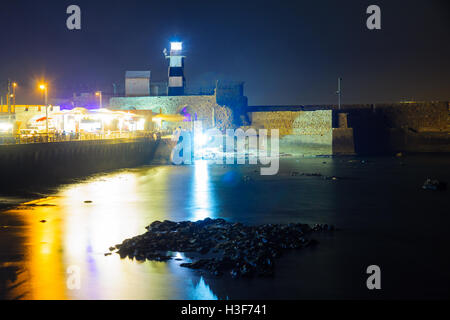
(0, 131), (160, 145)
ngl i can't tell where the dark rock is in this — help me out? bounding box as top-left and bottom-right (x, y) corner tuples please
(422, 178), (447, 191)
(213, 270), (223, 277)
(302, 173), (322, 177)
(230, 268), (240, 278)
(136, 255), (145, 261)
(113, 218), (334, 279)
(181, 259), (210, 269)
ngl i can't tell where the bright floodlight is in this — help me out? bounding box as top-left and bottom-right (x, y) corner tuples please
(170, 42), (182, 51)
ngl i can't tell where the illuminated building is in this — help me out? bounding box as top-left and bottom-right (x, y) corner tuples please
(125, 71), (151, 97)
(165, 42), (185, 96)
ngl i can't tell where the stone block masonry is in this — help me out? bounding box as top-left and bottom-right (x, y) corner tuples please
(249, 101), (449, 133)
(249, 110), (332, 136)
(248, 101), (449, 154)
(248, 110), (348, 156)
(332, 128), (356, 155)
(338, 102), (449, 154)
(0, 138), (159, 191)
(109, 95), (234, 130)
(109, 97), (357, 156)
(110, 95), (216, 114)
(342, 101), (449, 132)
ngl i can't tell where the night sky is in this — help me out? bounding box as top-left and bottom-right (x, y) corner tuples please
(1, 0), (449, 105)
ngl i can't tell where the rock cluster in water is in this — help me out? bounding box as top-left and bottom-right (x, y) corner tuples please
(110, 218), (334, 278)
(422, 178), (447, 191)
(290, 172), (341, 180)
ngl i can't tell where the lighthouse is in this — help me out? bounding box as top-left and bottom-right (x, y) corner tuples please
(164, 42), (185, 96)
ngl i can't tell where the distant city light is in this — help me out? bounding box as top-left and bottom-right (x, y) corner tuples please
(170, 42), (182, 51)
(0, 122), (13, 132)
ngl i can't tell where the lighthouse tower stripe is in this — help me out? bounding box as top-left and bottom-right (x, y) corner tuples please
(168, 49), (185, 96)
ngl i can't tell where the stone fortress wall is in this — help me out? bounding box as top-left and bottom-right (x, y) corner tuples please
(248, 110), (352, 156)
(248, 101), (449, 154)
(110, 94), (352, 156)
(110, 95), (216, 115)
(110, 94), (234, 131)
(334, 101), (448, 132)
(249, 110), (332, 136)
(111, 89), (448, 155)
(248, 101), (449, 132)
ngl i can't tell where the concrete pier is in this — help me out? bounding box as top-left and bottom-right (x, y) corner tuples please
(0, 137), (160, 190)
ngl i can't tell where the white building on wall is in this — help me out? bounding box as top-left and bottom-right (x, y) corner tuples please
(125, 71), (151, 97)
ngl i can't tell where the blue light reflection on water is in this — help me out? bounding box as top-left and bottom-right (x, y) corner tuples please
(188, 277), (218, 300)
(189, 160), (215, 221)
(4, 155), (450, 299)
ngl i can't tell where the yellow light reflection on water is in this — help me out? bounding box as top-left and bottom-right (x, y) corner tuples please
(6, 167), (221, 299)
(20, 197), (66, 299)
(60, 171), (175, 299)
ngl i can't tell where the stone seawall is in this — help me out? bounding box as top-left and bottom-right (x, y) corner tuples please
(248, 110), (340, 156)
(248, 101), (449, 154)
(248, 101), (449, 133)
(249, 110), (332, 136)
(0, 138), (159, 191)
(339, 101), (448, 133)
(109, 95), (234, 130)
(110, 95), (217, 114)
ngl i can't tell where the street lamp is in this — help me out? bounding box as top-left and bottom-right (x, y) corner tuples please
(96, 91), (104, 135)
(12, 82), (17, 111)
(39, 83), (49, 139)
(95, 91), (102, 108)
(336, 77), (342, 110)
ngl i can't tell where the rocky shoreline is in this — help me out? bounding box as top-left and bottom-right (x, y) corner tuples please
(110, 218), (334, 278)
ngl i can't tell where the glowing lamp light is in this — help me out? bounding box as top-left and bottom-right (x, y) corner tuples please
(197, 132), (208, 147)
(170, 42), (182, 51)
(0, 122), (13, 132)
(39, 84), (46, 90)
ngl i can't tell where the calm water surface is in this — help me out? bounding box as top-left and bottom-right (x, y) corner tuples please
(0, 155), (449, 299)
